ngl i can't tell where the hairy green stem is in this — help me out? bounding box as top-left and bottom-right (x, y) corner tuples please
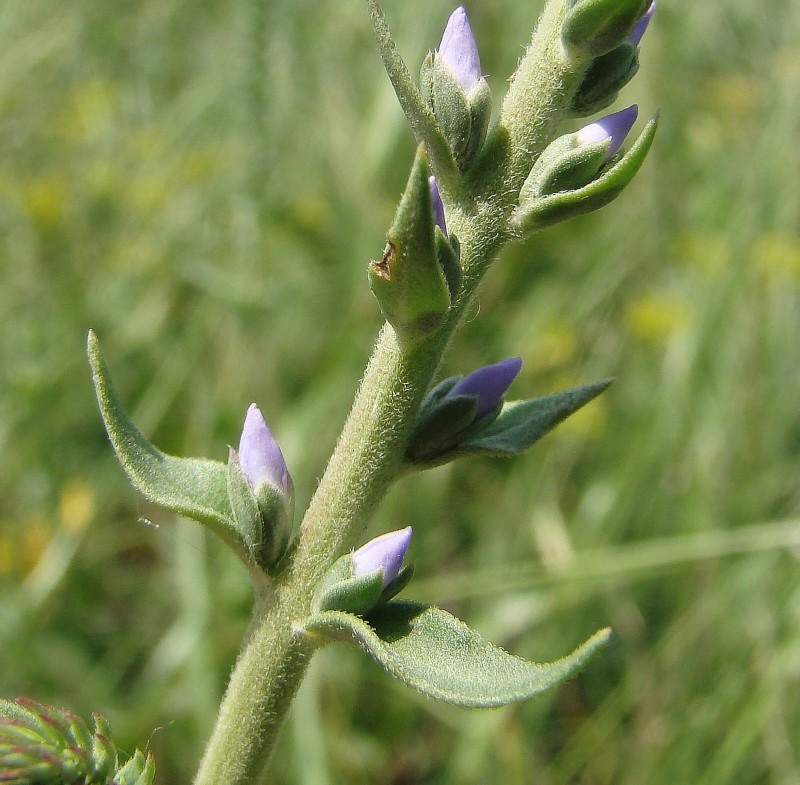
(193, 217), (500, 785)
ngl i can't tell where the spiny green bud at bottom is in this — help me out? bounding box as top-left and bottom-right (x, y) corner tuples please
(0, 698), (155, 785)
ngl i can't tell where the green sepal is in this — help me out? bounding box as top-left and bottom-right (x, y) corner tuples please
(520, 134), (609, 201)
(462, 78), (492, 170)
(512, 113), (658, 234)
(562, 0), (649, 58)
(405, 375), (477, 462)
(365, 0), (459, 191)
(458, 379), (613, 457)
(312, 554), (385, 615)
(406, 392), (478, 462)
(436, 228), (462, 299)
(420, 53), (472, 163)
(570, 43), (639, 117)
(304, 603), (611, 707)
(420, 52), (492, 172)
(313, 553), (416, 615)
(369, 147), (451, 345)
(87, 331), (251, 567)
(226, 450), (294, 572)
(226, 449), (264, 560)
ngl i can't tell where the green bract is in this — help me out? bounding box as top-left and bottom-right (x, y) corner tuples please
(368, 147), (452, 344)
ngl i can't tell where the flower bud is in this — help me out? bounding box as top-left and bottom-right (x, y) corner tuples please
(352, 527), (413, 588)
(447, 357), (523, 421)
(627, 2), (655, 48)
(576, 104), (638, 164)
(238, 404), (291, 495)
(405, 358), (522, 464)
(227, 404), (296, 571)
(569, 4), (653, 117)
(562, 0), (650, 58)
(438, 6), (481, 93)
(420, 6), (492, 170)
(520, 105), (638, 202)
(512, 111), (658, 234)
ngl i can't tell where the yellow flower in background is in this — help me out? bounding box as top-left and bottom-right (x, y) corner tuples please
(524, 321), (578, 374)
(21, 517), (51, 576)
(624, 292), (692, 344)
(0, 533), (14, 576)
(752, 233), (800, 281)
(58, 479), (95, 535)
(671, 232), (730, 275)
(57, 78), (119, 143)
(21, 174), (68, 232)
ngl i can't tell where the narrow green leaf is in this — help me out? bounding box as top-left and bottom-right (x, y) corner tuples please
(87, 331), (248, 564)
(458, 379), (613, 457)
(304, 602), (611, 707)
(365, 0), (459, 192)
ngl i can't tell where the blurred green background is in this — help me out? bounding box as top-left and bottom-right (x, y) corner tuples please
(2, 0), (800, 782)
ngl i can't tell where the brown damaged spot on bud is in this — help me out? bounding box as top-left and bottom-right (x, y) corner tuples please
(369, 242), (395, 281)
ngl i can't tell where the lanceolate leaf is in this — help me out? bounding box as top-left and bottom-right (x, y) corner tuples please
(304, 602), (610, 707)
(87, 331), (248, 564)
(458, 378), (613, 457)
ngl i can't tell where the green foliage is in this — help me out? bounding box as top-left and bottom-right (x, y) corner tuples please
(305, 605), (610, 707)
(1, 0), (800, 782)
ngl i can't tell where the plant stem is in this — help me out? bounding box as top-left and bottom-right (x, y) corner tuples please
(193, 212), (503, 785)
(193, 1), (585, 780)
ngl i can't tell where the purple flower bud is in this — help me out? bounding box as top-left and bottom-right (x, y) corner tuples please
(448, 357), (522, 420)
(352, 527), (412, 588)
(429, 176), (447, 236)
(576, 104), (638, 164)
(438, 6), (482, 93)
(238, 403), (291, 494)
(627, 2), (655, 48)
